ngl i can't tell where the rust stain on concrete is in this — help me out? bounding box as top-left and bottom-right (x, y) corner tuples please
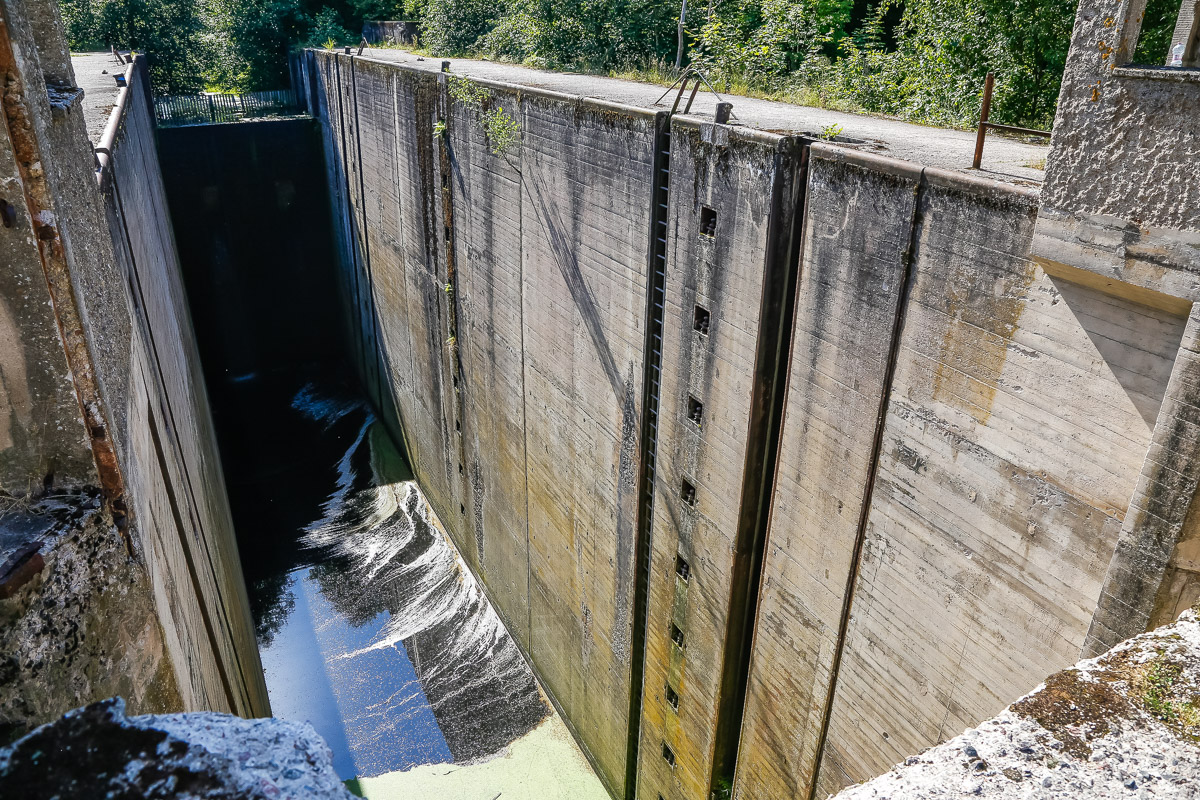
(932, 260), (1038, 426)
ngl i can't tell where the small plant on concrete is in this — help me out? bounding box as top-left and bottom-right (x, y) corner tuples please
(1132, 651), (1200, 737)
(820, 122), (843, 141)
(323, 38), (337, 52)
(446, 74), (520, 157)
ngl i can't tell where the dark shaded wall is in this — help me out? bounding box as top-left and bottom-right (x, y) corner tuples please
(158, 119), (342, 397)
(156, 119), (346, 627)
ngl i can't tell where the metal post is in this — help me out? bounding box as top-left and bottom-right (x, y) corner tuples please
(441, 60), (451, 72)
(714, 102), (732, 124)
(675, 0), (688, 69)
(972, 71), (994, 170)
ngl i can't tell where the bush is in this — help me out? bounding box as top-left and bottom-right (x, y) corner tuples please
(421, 0), (502, 54)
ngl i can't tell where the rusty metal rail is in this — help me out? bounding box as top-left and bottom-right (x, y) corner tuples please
(972, 72), (1051, 169)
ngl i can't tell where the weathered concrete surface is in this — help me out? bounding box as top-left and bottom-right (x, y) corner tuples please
(1042, 0), (1199, 232)
(96, 58), (268, 717)
(0, 493), (180, 741)
(0, 0), (267, 733)
(736, 148), (921, 800)
(833, 606), (1200, 800)
(312, 49), (657, 795)
(515, 89), (654, 797)
(0, 697), (353, 798)
(308, 21), (1200, 799)
(0, 3), (97, 496)
(822, 166), (1187, 797)
(1032, 0), (1200, 659)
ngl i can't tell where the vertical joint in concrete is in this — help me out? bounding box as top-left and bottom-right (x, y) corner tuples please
(626, 108), (672, 800)
(708, 135), (808, 797)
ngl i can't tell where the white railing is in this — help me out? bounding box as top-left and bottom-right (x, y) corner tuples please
(154, 89), (299, 126)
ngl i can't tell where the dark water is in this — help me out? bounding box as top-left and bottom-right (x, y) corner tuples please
(220, 370), (547, 781)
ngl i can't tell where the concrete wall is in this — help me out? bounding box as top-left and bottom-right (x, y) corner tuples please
(0, 0), (267, 731)
(735, 149), (922, 800)
(0, 0), (100, 496)
(309, 44), (1200, 800)
(1033, 0), (1200, 660)
(312, 50), (659, 795)
(735, 146), (1196, 798)
(636, 120), (803, 800)
(92, 59), (268, 719)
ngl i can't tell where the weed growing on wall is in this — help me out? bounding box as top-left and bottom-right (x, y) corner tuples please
(447, 74), (520, 156)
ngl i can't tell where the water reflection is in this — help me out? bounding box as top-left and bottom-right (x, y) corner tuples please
(230, 376), (546, 782)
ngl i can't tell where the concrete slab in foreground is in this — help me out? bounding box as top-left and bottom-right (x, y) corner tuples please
(834, 607), (1200, 800)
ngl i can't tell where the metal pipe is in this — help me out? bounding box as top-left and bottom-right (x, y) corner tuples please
(972, 71), (994, 169)
(983, 122), (1051, 138)
(670, 74), (691, 115)
(683, 76), (701, 114)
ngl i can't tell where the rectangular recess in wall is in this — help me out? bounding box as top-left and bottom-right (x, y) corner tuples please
(694, 306), (710, 336)
(662, 743), (676, 767)
(687, 395), (703, 427)
(670, 622), (686, 649)
(666, 684), (680, 711)
(681, 479), (696, 507)
(700, 205), (717, 237)
(675, 554), (690, 582)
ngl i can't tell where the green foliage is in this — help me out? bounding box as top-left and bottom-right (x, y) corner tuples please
(58, 0), (1138, 131)
(421, 0), (501, 54)
(61, 0), (366, 92)
(60, 0), (209, 92)
(447, 74), (521, 155)
(308, 6), (353, 47)
(820, 122), (842, 140)
(690, 0), (851, 89)
(443, 0), (678, 70)
(1134, 0), (1183, 64)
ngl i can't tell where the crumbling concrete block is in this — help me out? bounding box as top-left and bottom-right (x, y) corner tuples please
(0, 698), (354, 798)
(833, 606), (1200, 799)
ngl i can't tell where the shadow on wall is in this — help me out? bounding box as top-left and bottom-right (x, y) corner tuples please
(1046, 276), (1186, 429)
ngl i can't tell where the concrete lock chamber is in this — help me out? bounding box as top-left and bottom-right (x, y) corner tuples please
(1, 0), (1199, 797)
